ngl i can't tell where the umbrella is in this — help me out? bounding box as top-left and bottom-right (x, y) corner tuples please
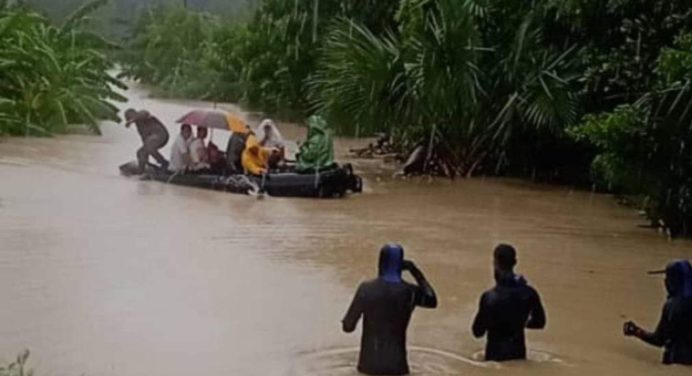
(177, 110), (247, 133)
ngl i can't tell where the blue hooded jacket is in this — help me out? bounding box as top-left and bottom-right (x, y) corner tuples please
(641, 259), (692, 364)
(665, 260), (692, 298)
(378, 243), (404, 283)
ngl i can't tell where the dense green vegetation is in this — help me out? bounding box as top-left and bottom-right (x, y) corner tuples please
(0, 0), (126, 136)
(571, 32), (692, 236)
(117, 0), (692, 234)
(25, 0), (255, 38)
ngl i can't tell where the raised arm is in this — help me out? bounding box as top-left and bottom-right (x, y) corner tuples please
(404, 260), (437, 308)
(342, 285), (365, 333)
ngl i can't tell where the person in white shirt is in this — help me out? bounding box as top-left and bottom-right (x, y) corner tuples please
(189, 126), (211, 171)
(169, 124), (192, 172)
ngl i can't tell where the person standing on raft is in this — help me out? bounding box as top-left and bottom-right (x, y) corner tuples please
(472, 244), (546, 361)
(342, 244), (437, 375)
(624, 259), (692, 365)
(124, 108), (169, 173)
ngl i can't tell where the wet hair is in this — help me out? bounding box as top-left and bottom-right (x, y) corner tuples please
(494, 244), (517, 270)
(181, 124), (192, 132)
(124, 108), (137, 121)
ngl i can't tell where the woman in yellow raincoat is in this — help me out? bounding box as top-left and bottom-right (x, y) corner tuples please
(242, 134), (273, 175)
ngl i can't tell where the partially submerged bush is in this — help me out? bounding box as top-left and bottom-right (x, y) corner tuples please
(0, 350), (32, 376)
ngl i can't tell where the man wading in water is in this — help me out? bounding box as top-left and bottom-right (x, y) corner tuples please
(624, 259), (692, 365)
(472, 244), (546, 361)
(342, 244), (437, 375)
(124, 108), (169, 173)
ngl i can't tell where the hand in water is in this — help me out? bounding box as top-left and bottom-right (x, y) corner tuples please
(623, 321), (639, 336)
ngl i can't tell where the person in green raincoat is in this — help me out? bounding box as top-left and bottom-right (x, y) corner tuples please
(296, 115), (335, 172)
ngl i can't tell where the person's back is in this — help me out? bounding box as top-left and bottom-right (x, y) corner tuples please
(660, 295), (692, 363)
(343, 244), (437, 375)
(473, 274), (545, 361)
(241, 135), (271, 176)
(226, 131), (249, 173)
(351, 279), (418, 374)
(296, 115), (334, 172)
(124, 109), (170, 172)
(472, 244), (546, 361)
(132, 111), (169, 141)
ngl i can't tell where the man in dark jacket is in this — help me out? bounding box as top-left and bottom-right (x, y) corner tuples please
(342, 244), (437, 375)
(472, 244), (546, 361)
(624, 259), (692, 365)
(226, 130), (250, 174)
(125, 108), (169, 173)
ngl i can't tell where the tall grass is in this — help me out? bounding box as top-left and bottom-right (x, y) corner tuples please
(0, 0), (126, 136)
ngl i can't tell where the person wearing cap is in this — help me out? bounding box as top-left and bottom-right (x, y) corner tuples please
(342, 244), (437, 375)
(623, 260), (692, 365)
(124, 108), (170, 173)
(472, 244), (546, 361)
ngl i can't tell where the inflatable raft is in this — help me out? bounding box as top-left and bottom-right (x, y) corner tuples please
(119, 161), (363, 198)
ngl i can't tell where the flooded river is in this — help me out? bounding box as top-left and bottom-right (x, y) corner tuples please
(0, 85), (690, 376)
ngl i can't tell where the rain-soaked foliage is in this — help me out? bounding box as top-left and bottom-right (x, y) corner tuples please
(0, 0), (126, 136)
(9, 0), (692, 235)
(571, 32), (692, 236)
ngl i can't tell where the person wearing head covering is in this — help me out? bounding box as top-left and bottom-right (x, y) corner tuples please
(255, 118), (287, 167)
(472, 244), (546, 361)
(624, 260), (692, 365)
(255, 119), (284, 148)
(124, 108), (170, 172)
(296, 115), (334, 172)
(342, 244), (437, 375)
(241, 134), (272, 176)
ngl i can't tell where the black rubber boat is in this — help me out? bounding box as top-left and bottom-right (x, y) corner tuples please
(119, 161), (363, 198)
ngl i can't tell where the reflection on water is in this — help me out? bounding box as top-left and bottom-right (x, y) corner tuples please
(0, 83), (690, 376)
(470, 349), (564, 364)
(290, 346), (496, 376)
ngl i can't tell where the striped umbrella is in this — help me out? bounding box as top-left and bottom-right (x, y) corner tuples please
(176, 110), (248, 133)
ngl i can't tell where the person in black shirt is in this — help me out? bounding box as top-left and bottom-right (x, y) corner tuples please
(125, 108), (170, 173)
(623, 259), (692, 365)
(342, 244), (437, 375)
(472, 244), (546, 361)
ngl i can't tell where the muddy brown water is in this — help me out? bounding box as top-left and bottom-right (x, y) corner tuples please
(0, 85), (690, 376)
